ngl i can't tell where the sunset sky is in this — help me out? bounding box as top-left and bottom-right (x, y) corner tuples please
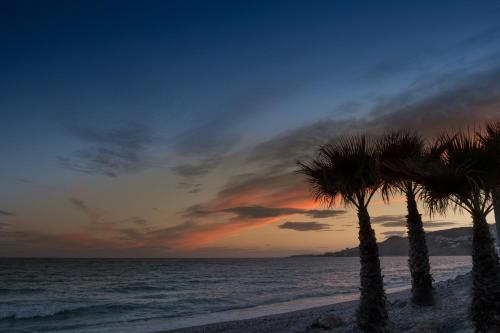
(1, 1), (500, 257)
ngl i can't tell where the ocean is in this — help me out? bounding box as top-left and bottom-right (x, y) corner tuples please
(0, 256), (471, 333)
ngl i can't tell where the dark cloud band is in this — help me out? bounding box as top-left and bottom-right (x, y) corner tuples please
(278, 221), (331, 231)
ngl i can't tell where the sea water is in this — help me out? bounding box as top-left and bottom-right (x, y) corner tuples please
(0, 257), (471, 333)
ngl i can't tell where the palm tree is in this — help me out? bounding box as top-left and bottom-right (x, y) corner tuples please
(298, 136), (389, 332)
(405, 131), (500, 332)
(478, 121), (500, 247)
(376, 131), (434, 306)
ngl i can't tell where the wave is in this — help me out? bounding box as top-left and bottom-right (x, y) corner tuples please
(105, 285), (167, 293)
(0, 287), (45, 295)
(0, 303), (139, 321)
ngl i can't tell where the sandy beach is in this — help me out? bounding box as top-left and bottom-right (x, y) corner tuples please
(164, 273), (473, 333)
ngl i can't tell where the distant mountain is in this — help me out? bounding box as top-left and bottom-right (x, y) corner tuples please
(292, 226), (498, 257)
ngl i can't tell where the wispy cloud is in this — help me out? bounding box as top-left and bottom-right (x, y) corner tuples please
(248, 65), (500, 172)
(69, 198), (101, 224)
(0, 228), (172, 258)
(130, 217), (149, 226)
(379, 221), (408, 228)
(422, 221), (457, 228)
(218, 206), (305, 219)
(60, 125), (154, 177)
(358, 27), (500, 82)
(370, 214), (456, 228)
(305, 210), (346, 218)
(278, 221), (331, 231)
(95, 62), (500, 252)
(371, 215), (406, 225)
(191, 205), (345, 220)
(13, 178), (59, 191)
(177, 182), (203, 194)
(171, 82), (305, 178)
(0, 210), (15, 217)
(201, 65), (500, 251)
(171, 156), (221, 178)
(382, 230), (407, 237)
(166, 171), (348, 249)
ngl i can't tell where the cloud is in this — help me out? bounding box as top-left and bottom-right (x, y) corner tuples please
(186, 204), (346, 220)
(171, 57), (500, 247)
(171, 170), (350, 249)
(220, 206), (346, 219)
(171, 156), (220, 178)
(130, 220), (261, 250)
(13, 178), (59, 190)
(130, 217), (148, 226)
(370, 215), (406, 225)
(195, 246), (257, 253)
(148, 221), (199, 240)
(358, 27), (500, 82)
(212, 171), (313, 209)
(69, 198), (101, 224)
(370, 214), (457, 228)
(177, 182), (203, 194)
(60, 124), (154, 177)
(423, 221), (457, 228)
(0, 210), (15, 217)
(278, 221), (331, 231)
(382, 230), (407, 237)
(219, 206), (304, 219)
(0, 228), (172, 258)
(181, 171), (312, 218)
(117, 228), (147, 241)
(170, 81), (306, 179)
(169, 84), (307, 179)
(153, 64), (500, 250)
(248, 65), (500, 172)
(380, 221), (407, 227)
(305, 209), (347, 218)
(174, 82), (304, 155)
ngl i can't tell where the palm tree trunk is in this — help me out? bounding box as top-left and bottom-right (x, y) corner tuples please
(471, 211), (500, 332)
(356, 204), (389, 332)
(493, 186), (500, 250)
(405, 188), (434, 306)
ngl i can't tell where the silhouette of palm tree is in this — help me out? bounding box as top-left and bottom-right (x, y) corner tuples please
(376, 131), (434, 306)
(405, 131), (500, 332)
(478, 121), (500, 247)
(298, 136), (389, 332)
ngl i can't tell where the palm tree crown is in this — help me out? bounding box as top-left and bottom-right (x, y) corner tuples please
(414, 132), (497, 215)
(298, 136), (381, 209)
(376, 131), (425, 197)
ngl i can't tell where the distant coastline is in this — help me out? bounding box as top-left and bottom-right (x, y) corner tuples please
(290, 226), (492, 257)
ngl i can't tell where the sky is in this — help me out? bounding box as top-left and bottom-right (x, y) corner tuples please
(1, 0), (500, 257)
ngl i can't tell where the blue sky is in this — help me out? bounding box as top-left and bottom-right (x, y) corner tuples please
(1, 1), (500, 257)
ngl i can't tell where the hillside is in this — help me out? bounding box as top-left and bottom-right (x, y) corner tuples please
(293, 226), (497, 257)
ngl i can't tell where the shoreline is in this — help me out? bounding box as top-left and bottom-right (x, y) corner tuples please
(155, 285), (411, 332)
(162, 273), (473, 333)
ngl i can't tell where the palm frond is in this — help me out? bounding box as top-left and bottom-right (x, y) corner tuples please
(376, 130), (425, 200)
(477, 120), (500, 188)
(403, 129), (496, 214)
(297, 135), (381, 208)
